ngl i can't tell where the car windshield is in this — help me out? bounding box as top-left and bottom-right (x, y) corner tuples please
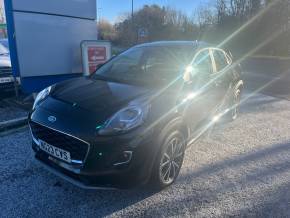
(93, 45), (196, 85)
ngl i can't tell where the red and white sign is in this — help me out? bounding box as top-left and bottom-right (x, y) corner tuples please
(81, 41), (111, 75)
(87, 46), (107, 73)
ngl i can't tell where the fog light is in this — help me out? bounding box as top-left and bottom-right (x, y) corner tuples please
(113, 151), (133, 166)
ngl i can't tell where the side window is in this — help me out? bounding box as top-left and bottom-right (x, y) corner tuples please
(212, 50), (228, 72)
(193, 50), (213, 75)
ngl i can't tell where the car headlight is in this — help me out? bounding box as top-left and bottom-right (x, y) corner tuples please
(98, 104), (150, 135)
(32, 86), (52, 110)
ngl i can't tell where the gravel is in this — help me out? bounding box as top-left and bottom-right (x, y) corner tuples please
(1, 92), (290, 218)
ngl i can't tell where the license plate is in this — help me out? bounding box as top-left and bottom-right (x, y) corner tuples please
(0, 77), (13, 84)
(39, 140), (71, 163)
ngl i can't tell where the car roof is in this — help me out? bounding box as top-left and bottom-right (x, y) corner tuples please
(135, 41), (212, 49)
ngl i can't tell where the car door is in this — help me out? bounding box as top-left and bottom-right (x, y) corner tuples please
(210, 48), (232, 111)
(182, 48), (215, 128)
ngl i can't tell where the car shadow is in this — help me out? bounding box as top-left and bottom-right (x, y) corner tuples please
(40, 171), (160, 217)
(236, 181), (290, 217)
(136, 141), (290, 217)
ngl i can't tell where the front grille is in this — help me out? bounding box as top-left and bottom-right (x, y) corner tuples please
(0, 67), (12, 77)
(30, 121), (89, 162)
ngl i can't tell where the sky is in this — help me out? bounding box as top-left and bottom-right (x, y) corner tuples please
(97, 0), (213, 23)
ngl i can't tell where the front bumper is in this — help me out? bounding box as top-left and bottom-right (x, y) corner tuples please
(29, 119), (157, 189)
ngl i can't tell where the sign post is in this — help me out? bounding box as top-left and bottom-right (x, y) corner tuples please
(81, 41), (111, 76)
(138, 27), (149, 43)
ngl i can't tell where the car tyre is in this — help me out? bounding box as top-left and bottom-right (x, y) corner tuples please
(150, 130), (186, 190)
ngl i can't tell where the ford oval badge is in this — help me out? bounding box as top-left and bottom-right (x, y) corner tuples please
(48, 116), (56, 123)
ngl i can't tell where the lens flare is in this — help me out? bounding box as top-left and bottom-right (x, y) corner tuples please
(131, 0), (287, 148)
(185, 65), (193, 73)
(212, 114), (221, 123)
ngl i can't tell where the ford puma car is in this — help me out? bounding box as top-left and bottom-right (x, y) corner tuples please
(29, 41), (243, 189)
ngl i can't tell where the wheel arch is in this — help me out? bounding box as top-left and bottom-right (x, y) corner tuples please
(148, 116), (189, 188)
(146, 116), (189, 177)
(157, 116), (190, 146)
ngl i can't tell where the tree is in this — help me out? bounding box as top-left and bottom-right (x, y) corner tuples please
(101, 1), (290, 56)
(114, 5), (199, 46)
(97, 19), (116, 41)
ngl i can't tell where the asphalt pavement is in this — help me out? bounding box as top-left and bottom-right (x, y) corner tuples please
(1, 90), (290, 217)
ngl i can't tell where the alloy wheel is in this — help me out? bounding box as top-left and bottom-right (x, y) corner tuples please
(159, 136), (185, 184)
